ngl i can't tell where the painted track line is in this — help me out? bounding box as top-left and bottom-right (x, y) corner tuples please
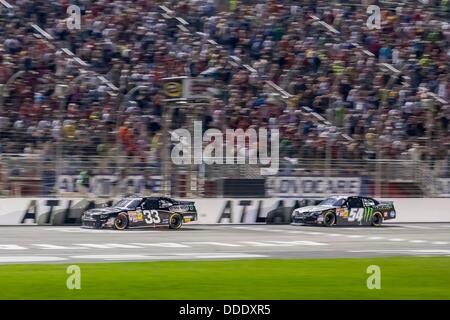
(0, 256), (67, 263)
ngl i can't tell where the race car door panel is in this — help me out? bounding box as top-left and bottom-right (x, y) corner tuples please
(345, 197), (365, 225)
(361, 198), (376, 225)
(333, 198), (349, 225)
(335, 206), (350, 225)
(138, 199), (173, 226)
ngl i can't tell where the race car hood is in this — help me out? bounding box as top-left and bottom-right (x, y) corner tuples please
(293, 205), (336, 214)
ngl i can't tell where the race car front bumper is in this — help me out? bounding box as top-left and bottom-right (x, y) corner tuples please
(81, 216), (113, 229)
(81, 219), (101, 229)
(291, 214), (323, 225)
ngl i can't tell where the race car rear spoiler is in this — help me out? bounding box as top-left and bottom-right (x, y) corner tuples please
(178, 201), (196, 206)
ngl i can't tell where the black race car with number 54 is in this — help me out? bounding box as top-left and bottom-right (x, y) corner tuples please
(291, 196), (396, 227)
(81, 197), (197, 230)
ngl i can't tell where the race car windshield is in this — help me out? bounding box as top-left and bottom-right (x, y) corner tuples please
(319, 198), (345, 206)
(114, 199), (141, 209)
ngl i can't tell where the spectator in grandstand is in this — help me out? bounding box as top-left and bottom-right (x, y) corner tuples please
(77, 170), (91, 195)
(0, 0), (448, 198)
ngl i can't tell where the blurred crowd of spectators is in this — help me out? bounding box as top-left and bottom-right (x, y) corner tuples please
(0, 0), (449, 171)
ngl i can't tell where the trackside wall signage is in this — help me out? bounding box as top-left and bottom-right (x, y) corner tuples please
(54, 174), (362, 197)
(432, 179), (450, 197)
(0, 198), (449, 225)
(57, 175), (165, 196)
(0, 198), (308, 225)
(0, 198), (113, 225)
(266, 177), (362, 197)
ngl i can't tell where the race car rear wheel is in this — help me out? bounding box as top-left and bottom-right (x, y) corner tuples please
(324, 211), (335, 227)
(371, 212), (383, 227)
(114, 213), (129, 230)
(169, 213), (183, 229)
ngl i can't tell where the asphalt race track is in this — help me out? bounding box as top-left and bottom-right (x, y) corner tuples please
(1, 223), (450, 263)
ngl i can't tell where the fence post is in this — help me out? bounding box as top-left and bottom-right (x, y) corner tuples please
(375, 147), (382, 198)
(161, 103), (172, 197)
(55, 84), (69, 198)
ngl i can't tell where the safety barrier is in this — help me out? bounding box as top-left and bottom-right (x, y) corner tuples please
(0, 197), (449, 225)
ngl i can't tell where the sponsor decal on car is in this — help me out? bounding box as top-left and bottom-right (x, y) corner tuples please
(128, 211), (137, 222)
(127, 210), (145, 223)
(363, 207), (373, 223)
(336, 208), (349, 217)
(169, 205), (190, 213)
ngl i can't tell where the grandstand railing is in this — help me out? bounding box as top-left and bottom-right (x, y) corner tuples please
(1, 154), (449, 198)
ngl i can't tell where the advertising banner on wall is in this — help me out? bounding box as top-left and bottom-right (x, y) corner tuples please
(0, 198), (97, 225)
(57, 175), (165, 197)
(432, 179), (450, 197)
(1, 197), (449, 226)
(0, 198), (315, 225)
(266, 177), (362, 198)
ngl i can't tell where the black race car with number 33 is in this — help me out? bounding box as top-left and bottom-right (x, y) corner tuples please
(81, 197), (197, 230)
(291, 196), (396, 227)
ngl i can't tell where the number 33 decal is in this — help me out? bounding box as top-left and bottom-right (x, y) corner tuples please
(143, 210), (161, 224)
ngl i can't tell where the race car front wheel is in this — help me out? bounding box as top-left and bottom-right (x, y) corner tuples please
(324, 212), (335, 227)
(114, 213), (129, 230)
(371, 212), (383, 227)
(169, 213), (183, 230)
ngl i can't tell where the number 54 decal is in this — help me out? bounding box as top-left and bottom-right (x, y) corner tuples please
(143, 210), (161, 224)
(348, 208), (363, 222)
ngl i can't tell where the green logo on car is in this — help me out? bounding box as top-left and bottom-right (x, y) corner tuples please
(363, 207), (373, 223)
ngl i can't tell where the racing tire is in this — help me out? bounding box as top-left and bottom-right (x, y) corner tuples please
(371, 212), (383, 227)
(114, 212), (129, 230)
(324, 211), (336, 227)
(169, 213), (183, 230)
